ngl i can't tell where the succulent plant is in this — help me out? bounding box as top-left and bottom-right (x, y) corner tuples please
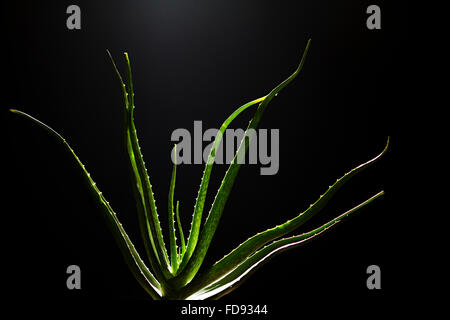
(10, 39), (388, 299)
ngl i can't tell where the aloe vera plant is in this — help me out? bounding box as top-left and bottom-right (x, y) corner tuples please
(10, 39), (389, 300)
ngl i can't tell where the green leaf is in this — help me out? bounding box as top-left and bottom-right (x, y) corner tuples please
(186, 191), (385, 300)
(173, 39), (312, 287)
(107, 50), (168, 282)
(10, 109), (162, 299)
(168, 145), (178, 274)
(178, 95), (267, 272)
(176, 200), (186, 259)
(186, 138), (389, 291)
(122, 52), (171, 276)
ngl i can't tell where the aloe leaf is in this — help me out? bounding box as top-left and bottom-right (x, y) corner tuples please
(185, 138), (389, 291)
(176, 200), (186, 258)
(123, 52), (170, 270)
(10, 109), (162, 299)
(173, 39), (312, 287)
(106, 50), (168, 281)
(168, 145), (178, 273)
(186, 190), (384, 300)
(119, 52), (171, 276)
(178, 95), (267, 271)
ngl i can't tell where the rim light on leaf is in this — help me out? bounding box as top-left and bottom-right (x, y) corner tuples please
(10, 39), (389, 300)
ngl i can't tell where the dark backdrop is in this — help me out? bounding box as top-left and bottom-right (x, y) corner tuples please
(4, 0), (408, 316)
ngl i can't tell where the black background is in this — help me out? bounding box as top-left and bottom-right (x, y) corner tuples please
(4, 0), (409, 316)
